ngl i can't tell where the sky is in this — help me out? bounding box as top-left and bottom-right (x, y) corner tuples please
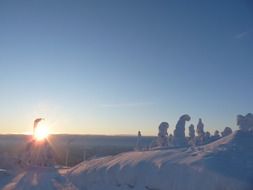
(0, 0), (253, 135)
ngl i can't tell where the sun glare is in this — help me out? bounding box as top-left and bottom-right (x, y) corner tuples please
(34, 124), (49, 141)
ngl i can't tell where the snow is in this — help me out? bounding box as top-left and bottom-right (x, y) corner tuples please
(67, 131), (253, 190)
(0, 167), (77, 190)
(0, 130), (252, 190)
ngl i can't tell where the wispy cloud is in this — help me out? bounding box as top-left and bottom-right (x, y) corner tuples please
(234, 31), (250, 39)
(101, 102), (155, 108)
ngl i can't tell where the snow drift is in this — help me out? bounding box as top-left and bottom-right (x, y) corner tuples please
(68, 130), (253, 190)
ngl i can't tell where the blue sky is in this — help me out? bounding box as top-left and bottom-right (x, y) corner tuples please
(0, 0), (252, 135)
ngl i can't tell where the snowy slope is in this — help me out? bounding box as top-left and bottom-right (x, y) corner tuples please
(1, 130), (252, 190)
(67, 131), (253, 190)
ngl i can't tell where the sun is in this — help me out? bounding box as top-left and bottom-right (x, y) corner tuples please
(34, 123), (49, 141)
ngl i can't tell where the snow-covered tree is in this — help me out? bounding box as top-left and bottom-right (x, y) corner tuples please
(204, 131), (211, 143)
(173, 114), (191, 146)
(196, 118), (204, 136)
(189, 124), (195, 139)
(211, 130), (221, 141)
(157, 122), (169, 147)
(197, 118), (205, 145)
(135, 131), (142, 151)
(221, 127), (232, 137)
(188, 124), (195, 146)
(18, 118), (56, 167)
(196, 118), (205, 145)
(214, 130), (220, 138)
(237, 113), (253, 132)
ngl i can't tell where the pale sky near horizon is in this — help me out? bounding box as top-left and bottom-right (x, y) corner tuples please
(0, 0), (253, 135)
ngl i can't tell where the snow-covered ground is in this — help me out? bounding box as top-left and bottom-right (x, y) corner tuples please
(0, 166), (77, 190)
(0, 130), (252, 190)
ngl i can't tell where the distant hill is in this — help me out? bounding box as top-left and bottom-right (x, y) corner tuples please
(0, 134), (155, 147)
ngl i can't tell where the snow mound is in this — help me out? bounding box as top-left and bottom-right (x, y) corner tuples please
(68, 131), (253, 190)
